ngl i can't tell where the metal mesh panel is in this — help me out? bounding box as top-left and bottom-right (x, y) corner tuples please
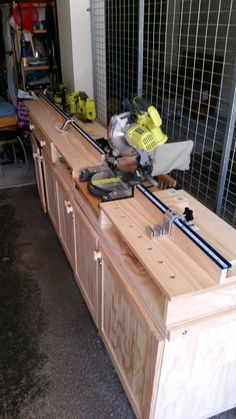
(105, 0), (139, 120)
(142, 0), (236, 226)
(91, 0), (107, 124)
(93, 0), (236, 226)
(222, 126), (236, 224)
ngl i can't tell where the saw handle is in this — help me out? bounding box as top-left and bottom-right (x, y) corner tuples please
(147, 105), (162, 128)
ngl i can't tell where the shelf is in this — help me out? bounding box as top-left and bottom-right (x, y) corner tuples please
(21, 29), (47, 34)
(13, 0), (56, 91)
(33, 29), (47, 34)
(22, 65), (49, 71)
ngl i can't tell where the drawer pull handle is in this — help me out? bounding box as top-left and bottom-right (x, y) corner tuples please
(64, 200), (74, 215)
(64, 199), (70, 208)
(67, 205), (74, 215)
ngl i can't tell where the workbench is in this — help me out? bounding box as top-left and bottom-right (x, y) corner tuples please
(26, 95), (236, 419)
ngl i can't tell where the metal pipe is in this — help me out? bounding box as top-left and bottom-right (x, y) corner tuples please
(90, 0), (97, 105)
(57, 117), (74, 133)
(137, 0), (144, 97)
(216, 56), (236, 215)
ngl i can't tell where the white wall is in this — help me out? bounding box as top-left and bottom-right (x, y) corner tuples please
(56, 0), (94, 97)
(56, 0), (74, 91)
(70, 0), (94, 97)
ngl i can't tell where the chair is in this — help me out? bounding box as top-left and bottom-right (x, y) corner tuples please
(0, 130), (29, 178)
(0, 97), (29, 178)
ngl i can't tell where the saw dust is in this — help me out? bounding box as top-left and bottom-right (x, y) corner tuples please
(0, 201), (48, 418)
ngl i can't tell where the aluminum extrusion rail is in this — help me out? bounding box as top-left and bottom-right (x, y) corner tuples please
(137, 184), (232, 271)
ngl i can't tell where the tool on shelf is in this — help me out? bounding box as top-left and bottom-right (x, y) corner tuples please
(54, 83), (67, 110)
(77, 91), (96, 121)
(21, 37), (28, 67)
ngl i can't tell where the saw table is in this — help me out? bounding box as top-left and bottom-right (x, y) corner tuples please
(25, 95), (236, 419)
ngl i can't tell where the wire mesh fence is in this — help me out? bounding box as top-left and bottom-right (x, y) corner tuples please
(222, 128), (236, 224)
(91, 0), (107, 124)
(105, 0), (139, 120)
(92, 0), (236, 227)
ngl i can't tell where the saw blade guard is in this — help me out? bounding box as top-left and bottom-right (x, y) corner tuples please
(108, 112), (136, 157)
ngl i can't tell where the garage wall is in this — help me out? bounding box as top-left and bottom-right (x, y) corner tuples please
(56, 0), (94, 97)
(56, 0), (74, 91)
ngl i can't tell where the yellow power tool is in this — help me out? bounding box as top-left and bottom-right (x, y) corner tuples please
(78, 91), (96, 121)
(108, 96), (167, 159)
(54, 83), (67, 110)
(80, 97), (169, 200)
(126, 96), (167, 152)
(66, 91), (96, 121)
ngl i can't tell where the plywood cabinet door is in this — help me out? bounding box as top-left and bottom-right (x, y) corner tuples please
(43, 152), (58, 229)
(73, 200), (99, 327)
(56, 175), (75, 267)
(100, 247), (164, 419)
(30, 132), (47, 213)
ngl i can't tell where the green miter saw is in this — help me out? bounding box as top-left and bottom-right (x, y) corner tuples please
(80, 97), (168, 200)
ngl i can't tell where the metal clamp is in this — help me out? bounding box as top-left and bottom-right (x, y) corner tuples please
(146, 210), (180, 240)
(55, 117), (74, 133)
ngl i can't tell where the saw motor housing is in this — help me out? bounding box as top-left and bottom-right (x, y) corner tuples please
(126, 105), (167, 152)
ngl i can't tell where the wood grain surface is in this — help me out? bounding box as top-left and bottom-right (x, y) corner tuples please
(25, 99), (104, 175)
(100, 198), (217, 299)
(155, 188), (236, 263)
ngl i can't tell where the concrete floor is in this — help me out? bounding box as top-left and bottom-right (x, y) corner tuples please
(0, 185), (236, 419)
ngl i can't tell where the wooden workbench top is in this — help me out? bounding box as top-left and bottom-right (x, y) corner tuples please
(155, 188), (236, 263)
(25, 98), (104, 175)
(100, 187), (236, 299)
(26, 96), (236, 301)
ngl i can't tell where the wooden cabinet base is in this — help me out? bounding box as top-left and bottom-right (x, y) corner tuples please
(155, 318), (236, 419)
(26, 97), (236, 419)
(100, 247), (164, 419)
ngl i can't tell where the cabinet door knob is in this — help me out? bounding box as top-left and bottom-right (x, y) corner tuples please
(64, 200), (73, 215)
(30, 123), (35, 130)
(67, 205), (74, 215)
(93, 251), (102, 261)
(40, 140), (46, 147)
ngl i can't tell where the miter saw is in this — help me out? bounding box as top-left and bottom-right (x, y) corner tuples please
(80, 96), (168, 201)
(107, 96), (167, 178)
